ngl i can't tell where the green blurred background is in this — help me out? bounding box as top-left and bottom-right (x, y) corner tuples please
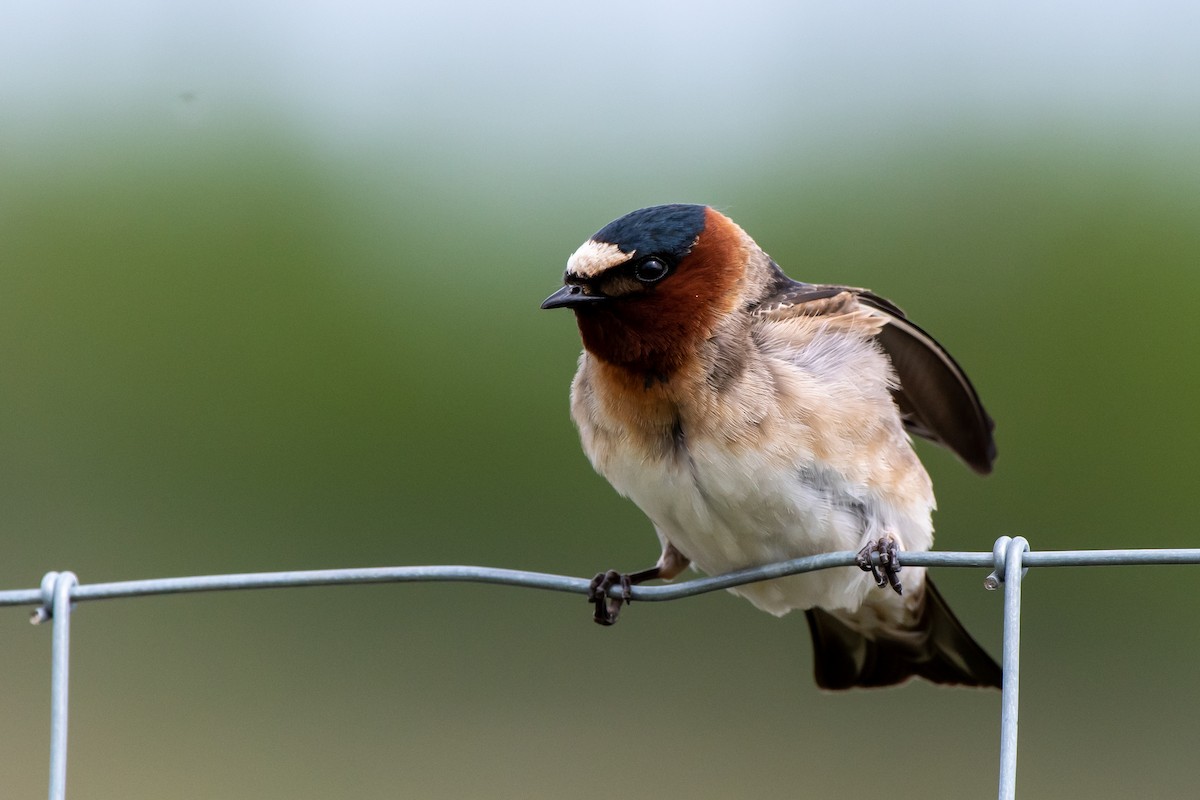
(2, 2), (1198, 798)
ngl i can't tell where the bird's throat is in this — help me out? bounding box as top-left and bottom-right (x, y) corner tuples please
(574, 307), (694, 382)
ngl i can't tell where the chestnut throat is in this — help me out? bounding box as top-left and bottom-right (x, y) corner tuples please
(574, 305), (691, 377)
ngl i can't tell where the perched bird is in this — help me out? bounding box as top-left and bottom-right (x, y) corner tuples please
(542, 204), (1000, 690)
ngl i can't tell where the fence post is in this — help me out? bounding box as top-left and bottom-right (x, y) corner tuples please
(36, 571), (78, 800)
(994, 537), (1028, 800)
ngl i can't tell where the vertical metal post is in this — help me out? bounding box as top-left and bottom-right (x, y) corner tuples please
(44, 571), (78, 800)
(997, 538), (1028, 800)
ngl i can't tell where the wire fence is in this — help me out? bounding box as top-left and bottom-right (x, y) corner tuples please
(4, 535), (1200, 800)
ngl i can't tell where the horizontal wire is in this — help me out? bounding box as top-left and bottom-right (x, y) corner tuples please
(3, 546), (1200, 610)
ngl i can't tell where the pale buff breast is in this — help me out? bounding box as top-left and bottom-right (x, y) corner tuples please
(569, 328), (935, 617)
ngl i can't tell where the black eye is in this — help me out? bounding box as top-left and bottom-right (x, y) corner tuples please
(633, 257), (670, 284)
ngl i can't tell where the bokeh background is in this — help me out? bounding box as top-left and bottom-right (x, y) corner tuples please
(2, 2), (1198, 798)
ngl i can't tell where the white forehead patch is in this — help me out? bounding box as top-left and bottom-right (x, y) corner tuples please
(566, 240), (631, 279)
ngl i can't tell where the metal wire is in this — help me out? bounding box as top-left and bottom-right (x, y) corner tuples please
(8, 537), (1200, 800)
(996, 537), (1028, 800)
(39, 571), (77, 800)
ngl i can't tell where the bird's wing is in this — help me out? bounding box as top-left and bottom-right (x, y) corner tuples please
(755, 279), (996, 475)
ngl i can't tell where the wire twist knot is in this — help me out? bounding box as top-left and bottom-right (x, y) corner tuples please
(984, 536), (1030, 590)
(31, 571), (78, 626)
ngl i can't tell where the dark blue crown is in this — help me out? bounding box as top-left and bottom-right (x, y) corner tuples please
(591, 204), (708, 260)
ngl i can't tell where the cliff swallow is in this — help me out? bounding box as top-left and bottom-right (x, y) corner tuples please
(542, 204), (1000, 689)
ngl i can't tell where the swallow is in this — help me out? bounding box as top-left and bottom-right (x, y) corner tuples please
(541, 204), (1001, 689)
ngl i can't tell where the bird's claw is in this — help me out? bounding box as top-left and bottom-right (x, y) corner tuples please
(588, 569), (633, 625)
(856, 536), (903, 595)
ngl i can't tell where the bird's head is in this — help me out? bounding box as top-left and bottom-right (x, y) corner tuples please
(542, 204), (767, 377)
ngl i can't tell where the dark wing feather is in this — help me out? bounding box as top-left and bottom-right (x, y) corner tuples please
(756, 275), (996, 475)
(805, 578), (1002, 689)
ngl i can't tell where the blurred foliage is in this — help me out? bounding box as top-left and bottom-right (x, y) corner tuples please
(1, 125), (1198, 798)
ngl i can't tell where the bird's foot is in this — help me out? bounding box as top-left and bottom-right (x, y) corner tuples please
(588, 569), (633, 626)
(856, 536), (903, 595)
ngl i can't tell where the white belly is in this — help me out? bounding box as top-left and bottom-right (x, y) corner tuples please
(602, 438), (933, 617)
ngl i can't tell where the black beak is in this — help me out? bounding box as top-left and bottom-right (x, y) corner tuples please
(540, 284), (608, 310)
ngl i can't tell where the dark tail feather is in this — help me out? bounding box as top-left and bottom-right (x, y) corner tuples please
(804, 578), (1002, 690)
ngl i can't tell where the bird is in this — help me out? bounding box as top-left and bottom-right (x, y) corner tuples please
(541, 203), (1001, 690)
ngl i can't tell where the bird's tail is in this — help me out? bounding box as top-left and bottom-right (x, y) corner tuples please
(804, 577), (1002, 690)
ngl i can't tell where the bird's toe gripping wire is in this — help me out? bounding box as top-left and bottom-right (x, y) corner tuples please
(856, 536), (903, 595)
(587, 570), (633, 625)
